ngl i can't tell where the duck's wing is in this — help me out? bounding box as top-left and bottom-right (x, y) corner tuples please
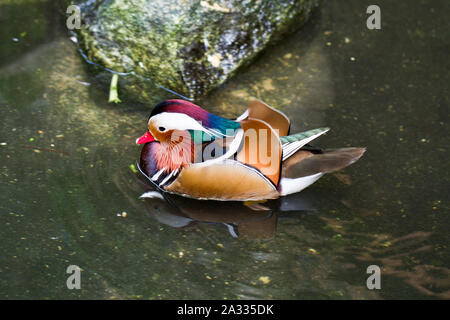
(282, 147), (366, 179)
(278, 147), (365, 196)
(236, 100), (290, 136)
(236, 118), (283, 186)
(280, 128), (330, 161)
(189, 117), (283, 186)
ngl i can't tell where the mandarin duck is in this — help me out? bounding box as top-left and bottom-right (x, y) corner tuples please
(136, 99), (365, 201)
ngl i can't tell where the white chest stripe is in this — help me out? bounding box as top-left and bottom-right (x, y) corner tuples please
(159, 171), (173, 186)
(152, 168), (166, 181)
(159, 169), (177, 186)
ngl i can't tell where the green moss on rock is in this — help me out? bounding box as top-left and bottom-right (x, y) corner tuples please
(74, 0), (320, 103)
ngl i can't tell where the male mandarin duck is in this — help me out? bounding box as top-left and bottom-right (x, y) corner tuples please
(136, 99), (365, 201)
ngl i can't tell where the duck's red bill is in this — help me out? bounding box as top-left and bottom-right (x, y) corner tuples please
(136, 131), (155, 144)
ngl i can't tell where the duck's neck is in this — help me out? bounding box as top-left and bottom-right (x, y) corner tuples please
(154, 140), (193, 172)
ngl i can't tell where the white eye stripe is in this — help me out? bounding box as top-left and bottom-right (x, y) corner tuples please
(150, 112), (209, 133)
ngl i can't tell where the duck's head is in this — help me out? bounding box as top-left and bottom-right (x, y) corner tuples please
(136, 100), (241, 171)
(136, 99), (241, 146)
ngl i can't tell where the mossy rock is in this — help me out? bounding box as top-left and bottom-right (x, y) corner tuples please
(73, 0), (320, 103)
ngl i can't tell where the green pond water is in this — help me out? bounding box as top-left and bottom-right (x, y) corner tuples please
(0, 0), (448, 299)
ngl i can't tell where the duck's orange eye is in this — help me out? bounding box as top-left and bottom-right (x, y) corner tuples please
(158, 126), (166, 132)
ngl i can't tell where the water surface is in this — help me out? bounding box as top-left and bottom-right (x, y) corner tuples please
(0, 0), (448, 299)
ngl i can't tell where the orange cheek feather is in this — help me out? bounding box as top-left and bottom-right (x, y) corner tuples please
(149, 128), (194, 172)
